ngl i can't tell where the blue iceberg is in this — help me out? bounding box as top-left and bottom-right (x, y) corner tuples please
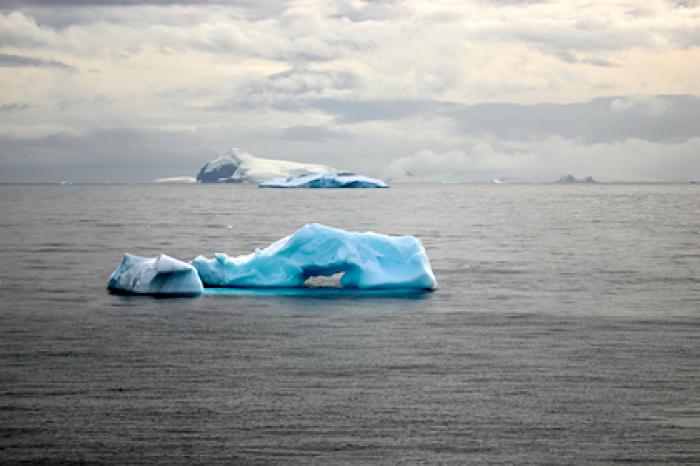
(192, 224), (436, 289)
(107, 253), (204, 296)
(259, 172), (389, 188)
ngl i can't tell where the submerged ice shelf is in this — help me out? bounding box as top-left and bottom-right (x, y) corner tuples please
(107, 225), (437, 296)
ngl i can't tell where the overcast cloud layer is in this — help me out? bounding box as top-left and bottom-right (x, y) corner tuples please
(1, 0), (699, 182)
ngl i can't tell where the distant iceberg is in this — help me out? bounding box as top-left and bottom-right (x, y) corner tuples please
(153, 176), (196, 184)
(107, 254), (204, 296)
(259, 172), (389, 189)
(557, 174), (597, 183)
(192, 224), (436, 289)
(196, 148), (335, 183)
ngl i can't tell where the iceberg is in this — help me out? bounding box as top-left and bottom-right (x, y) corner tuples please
(557, 174), (596, 183)
(259, 172), (389, 189)
(196, 147), (336, 183)
(192, 224), (436, 289)
(153, 176), (196, 184)
(107, 253), (203, 296)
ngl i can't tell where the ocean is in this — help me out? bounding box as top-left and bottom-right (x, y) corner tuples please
(1, 183), (698, 463)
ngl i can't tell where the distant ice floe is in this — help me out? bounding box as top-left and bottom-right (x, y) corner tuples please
(259, 172), (389, 189)
(196, 148), (335, 183)
(107, 254), (203, 296)
(153, 176), (197, 184)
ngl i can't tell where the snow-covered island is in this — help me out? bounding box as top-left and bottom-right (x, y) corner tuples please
(557, 174), (597, 183)
(196, 147), (335, 183)
(259, 172), (389, 189)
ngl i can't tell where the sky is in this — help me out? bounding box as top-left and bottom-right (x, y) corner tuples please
(1, 0), (699, 182)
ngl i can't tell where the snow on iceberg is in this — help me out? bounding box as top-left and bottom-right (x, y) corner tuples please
(259, 172), (389, 189)
(196, 147), (336, 183)
(192, 224), (436, 289)
(107, 253), (203, 295)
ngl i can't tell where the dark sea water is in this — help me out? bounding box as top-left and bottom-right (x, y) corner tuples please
(1, 183), (698, 464)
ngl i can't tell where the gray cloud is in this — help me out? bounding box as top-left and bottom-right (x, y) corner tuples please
(0, 53), (75, 70)
(387, 137), (700, 182)
(0, 0), (255, 6)
(0, 128), (222, 182)
(309, 98), (439, 123)
(0, 103), (31, 111)
(278, 125), (352, 142)
(298, 95), (700, 144)
(215, 67), (361, 110)
(540, 47), (619, 67)
(329, 0), (405, 23)
(445, 95), (700, 143)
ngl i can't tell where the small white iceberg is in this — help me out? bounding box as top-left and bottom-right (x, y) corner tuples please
(107, 253), (204, 296)
(192, 223), (435, 289)
(153, 176), (197, 184)
(259, 172), (389, 189)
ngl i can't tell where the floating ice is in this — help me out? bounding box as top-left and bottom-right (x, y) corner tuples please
(196, 148), (336, 183)
(557, 174), (596, 183)
(153, 176), (196, 184)
(192, 224), (436, 289)
(259, 172), (389, 189)
(107, 253), (203, 295)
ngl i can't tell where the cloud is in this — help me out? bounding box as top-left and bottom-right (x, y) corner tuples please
(0, 53), (75, 70)
(308, 98), (439, 123)
(0, 0), (257, 6)
(0, 102), (31, 111)
(215, 67), (361, 110)
(609, 95), (670, 116)
(278, 125), (351, 142)
(0, 128), (222, 182)
(388, 137), (700, 182)
(445, 95), (700, 143)
(294, 95), (700, 143)
(0, 2), (699, 182)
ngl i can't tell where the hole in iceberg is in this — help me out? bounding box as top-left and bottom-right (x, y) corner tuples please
(303, 272), (345, 288)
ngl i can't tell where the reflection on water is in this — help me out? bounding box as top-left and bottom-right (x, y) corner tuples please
(204, 286), (434, 299)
